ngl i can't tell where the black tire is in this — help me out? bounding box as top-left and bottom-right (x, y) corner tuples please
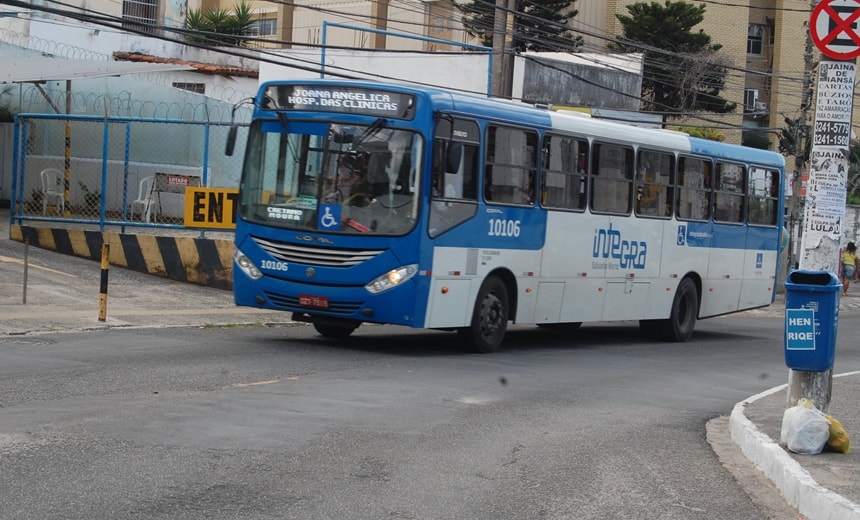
(313, 322), (358, 338)
(653, 278), (698, 342)
(458, 276), (509, 353)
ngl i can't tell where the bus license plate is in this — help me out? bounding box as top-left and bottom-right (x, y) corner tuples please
(299, 294), (329, 308)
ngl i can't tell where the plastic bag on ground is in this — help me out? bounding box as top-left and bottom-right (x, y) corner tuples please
(824, 414), (851, 454)
(780, 398), (831, 455)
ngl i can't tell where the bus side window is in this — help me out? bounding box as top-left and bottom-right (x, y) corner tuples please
(714, 162), (746, 224)
(748, 166), (779, 226)
(541, 134), (587, 210)
(676, 156), (711, 221)
(635, 149), (674, 218)
(429, 116), (480, 237)
(591, 142), (633, 214)
(485, 125), (537, 205)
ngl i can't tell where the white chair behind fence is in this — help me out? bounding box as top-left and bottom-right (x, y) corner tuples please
(40, 168), (65, 215)
(130, 175), (156, 222)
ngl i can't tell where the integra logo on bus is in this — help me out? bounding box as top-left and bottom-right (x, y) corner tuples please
(592, 224), (647, 269)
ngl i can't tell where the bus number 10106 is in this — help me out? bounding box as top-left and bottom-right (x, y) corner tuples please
(488, 219), (521, 238)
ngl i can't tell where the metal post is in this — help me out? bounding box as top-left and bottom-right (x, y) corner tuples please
(98, 243), (109, 322)
(22, 239), (29, 304)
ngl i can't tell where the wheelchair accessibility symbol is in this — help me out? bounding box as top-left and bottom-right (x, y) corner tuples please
(318, 204), (341, 230)
(677, 225), (687, 246)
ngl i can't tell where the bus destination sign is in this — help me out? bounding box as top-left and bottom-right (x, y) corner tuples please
(265, 85), (415, 120)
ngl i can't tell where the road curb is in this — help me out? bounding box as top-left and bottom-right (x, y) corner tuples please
(729, 377), (860, 520)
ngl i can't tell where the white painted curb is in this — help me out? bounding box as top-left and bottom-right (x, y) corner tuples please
(729, 372), (860, 520)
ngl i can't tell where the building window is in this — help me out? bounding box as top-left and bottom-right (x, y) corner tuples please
(123, 0), (158, 35)
(744, 89), (759, 111)
(250, 18), (277, 36)
(748, 24), (765, 55)
(173, 83), (205, 94)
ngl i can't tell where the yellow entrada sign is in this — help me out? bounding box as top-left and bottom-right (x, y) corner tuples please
(184, 187), (239, 229)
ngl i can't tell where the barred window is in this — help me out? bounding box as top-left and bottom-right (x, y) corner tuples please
(173, 83), (205, 94)
(123, 0), (159, 35)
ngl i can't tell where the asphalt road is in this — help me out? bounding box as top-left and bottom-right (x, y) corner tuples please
(4, 309), (859, 519)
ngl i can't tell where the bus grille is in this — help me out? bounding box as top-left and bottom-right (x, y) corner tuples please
(264, 292), (363, 315)
(252, 236), (383, 267)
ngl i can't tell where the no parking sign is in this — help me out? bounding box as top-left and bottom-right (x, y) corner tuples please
(811, 0), (860, 60)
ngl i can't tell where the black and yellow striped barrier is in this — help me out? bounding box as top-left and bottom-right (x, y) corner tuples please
(9, 224), (235, 290)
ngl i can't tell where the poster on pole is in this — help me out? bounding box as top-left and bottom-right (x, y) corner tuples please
(799, 59), (856, 270)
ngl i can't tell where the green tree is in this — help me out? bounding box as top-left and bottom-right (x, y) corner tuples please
(454, 0), (582, 52)
(672, 126), (724, 142)
(186, 1), (255, 47)
(777, 116), (810, 165)
(611, 1), (735, 116)
(848, 141), (860, 204)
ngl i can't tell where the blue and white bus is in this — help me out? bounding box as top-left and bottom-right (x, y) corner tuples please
(228, 79), (784, 352)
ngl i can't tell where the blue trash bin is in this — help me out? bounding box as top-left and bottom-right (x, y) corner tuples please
(784, 270), (840, 372)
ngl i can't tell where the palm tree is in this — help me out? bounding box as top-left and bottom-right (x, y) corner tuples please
(186, 1), (256, 47)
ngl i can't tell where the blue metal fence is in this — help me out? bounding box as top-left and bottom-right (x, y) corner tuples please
(9, 113), (247, 233)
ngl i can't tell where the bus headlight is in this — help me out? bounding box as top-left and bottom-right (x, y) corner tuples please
(234, 248), (263, 280)
(366, 264), (418, 294)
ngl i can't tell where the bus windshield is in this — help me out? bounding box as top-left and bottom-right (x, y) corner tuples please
(238, 118), (423, 235)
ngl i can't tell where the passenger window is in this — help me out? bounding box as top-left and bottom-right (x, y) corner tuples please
(676, 156), (711, 221)
(635, 149), (674, 218)
(485, 126), (538, 205)
(748, 166), (779, 226)
(591, 142), (633, 214)
(541, 134), (587, 210)
(430, 117), (479, 237)
(714, 162), (746, 224)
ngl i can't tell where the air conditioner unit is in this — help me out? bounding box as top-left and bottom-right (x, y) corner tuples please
(754, 102), (768, 112)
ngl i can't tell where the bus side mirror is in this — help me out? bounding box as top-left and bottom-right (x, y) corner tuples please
(445, 142), (462, 173)
(225, 126), (237, 156)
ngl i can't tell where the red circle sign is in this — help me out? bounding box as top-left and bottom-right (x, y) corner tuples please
(811, 0), (860, 60)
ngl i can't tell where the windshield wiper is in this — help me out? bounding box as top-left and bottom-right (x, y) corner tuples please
(354, 118), (385, 147)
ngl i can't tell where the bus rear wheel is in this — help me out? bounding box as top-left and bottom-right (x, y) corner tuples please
(642, 278), (698, 342)
(458, 275), (509, 353)
(313, 322), (358, 338)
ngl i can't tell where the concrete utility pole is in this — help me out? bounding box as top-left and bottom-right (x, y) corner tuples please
(491, 0), (507, 98)
(491, 0), (515, 99)
(787, 18), (815, 274)
(791, 0), (860, 412)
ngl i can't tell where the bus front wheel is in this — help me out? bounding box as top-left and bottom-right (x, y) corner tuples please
(458, 276), (509, 353)
(642, 278), (698, 342)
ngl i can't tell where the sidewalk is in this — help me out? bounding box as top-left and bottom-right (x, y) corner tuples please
(2, 209), (859, 519)
(0, 209), (291, 335)
(723, 294), (860, 520)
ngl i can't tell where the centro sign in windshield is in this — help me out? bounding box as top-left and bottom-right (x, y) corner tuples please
(263, 85), (415, 120)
